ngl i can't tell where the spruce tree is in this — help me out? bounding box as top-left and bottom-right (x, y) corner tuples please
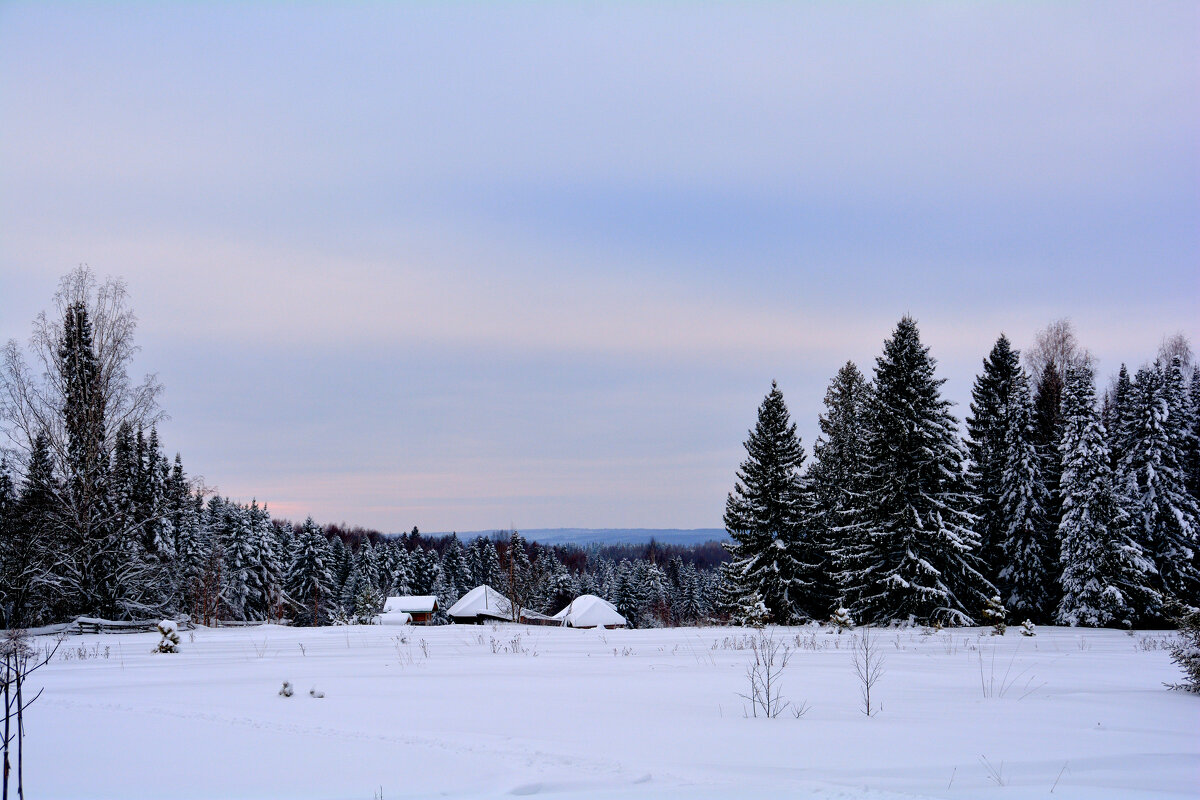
(835, 317), (991, 625)
(286, 518), (335, 625)
(502, 531), (533, 617)
(723, 381), (820, 622)
(440, 534), (473, 600)
(469, 536), (503, 588)
(1031, 363), (1066, 552)
(1056, 363), (1158, 627)
(1119, 360), (1200, 610)
(59, 301), (113, 615)
(965, 335), (1021, 584)
(1187, 367), (1200, 499)
(996, 369), (1053, 621)
(809, 362), (871, 611)
(1, 445), (57, 627)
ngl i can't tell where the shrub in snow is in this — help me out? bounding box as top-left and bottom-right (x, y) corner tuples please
(1019, 619), (1036, 637)
(1167, 608), (1200, 694)
(982, 596), (1007, 636)
(153, 620), (180, 654)
(279, 681), (294, 697)
(830, 607), (854, 633)
(309, 687), (325, 698)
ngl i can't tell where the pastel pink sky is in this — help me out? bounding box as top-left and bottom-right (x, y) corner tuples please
(2, 3), (1196, 531)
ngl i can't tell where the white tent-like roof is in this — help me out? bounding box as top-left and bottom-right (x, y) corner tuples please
(446, 585), (513, 622)
(553, 595), (627, 629)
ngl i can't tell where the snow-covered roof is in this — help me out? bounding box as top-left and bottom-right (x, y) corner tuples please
(384, 596), (437, 614)
(447, 585), (513, 620)
(376, 610), (411, 625)
(552, 595), (627, 628)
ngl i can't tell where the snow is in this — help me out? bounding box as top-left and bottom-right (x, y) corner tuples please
(446, 584), (514, 621)
(552, 594), (628, 629)
(25, 624), (1197, 799)
(383, 595), (437, 614)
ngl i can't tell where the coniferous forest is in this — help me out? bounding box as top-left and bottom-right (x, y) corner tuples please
(1, 269), (1197, 630)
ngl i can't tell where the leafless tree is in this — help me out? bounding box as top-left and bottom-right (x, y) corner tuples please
(0, 267), (168, 619)
(1025, 319), (1089, 386)
(1157, 333), (1193, 367)
(737, 628), (794, 718)
(851, 628), (885, 716)
(2, 630), (61, 800)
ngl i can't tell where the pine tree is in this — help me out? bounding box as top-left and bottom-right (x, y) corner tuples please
(1118, 360), (1200, 610)
(809, 361), (870, 613)
(1056, 363), (1158, 627)
(965, 334), (1021, 584)
(723, 381), (820, 623)
(996, 369), (1054, 621)
(835, 317), (991, 625)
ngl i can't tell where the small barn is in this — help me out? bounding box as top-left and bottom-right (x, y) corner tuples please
(553, 595), (627, 629)
(382, 595), (438, 625)
(447, 585), (513, 624)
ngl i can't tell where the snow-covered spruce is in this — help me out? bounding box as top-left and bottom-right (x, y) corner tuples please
(997, 368), (1054, 622)
(153, 620), (180, 654)
(1056, 363), (1159, 628)
(722, 381), (822, 623)
(834, 316), (992, 626)
(1117, 358), (1200, 615)
(965, 334), (1022, 590)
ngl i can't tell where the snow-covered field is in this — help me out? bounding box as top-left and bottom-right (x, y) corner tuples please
(27, 623), (1197, 799)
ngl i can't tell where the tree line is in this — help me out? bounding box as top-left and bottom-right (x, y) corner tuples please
(720, 316), (1199, 628)
(0, 268), (722, 628)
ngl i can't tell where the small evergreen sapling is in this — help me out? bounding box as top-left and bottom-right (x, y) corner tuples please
(735, 592), (770, 628)
(830, 607), (854, 633)
(1167, 608), (1200, 693)
(153, 620), (180, 654)
(279, 681), (294, 697)
(1019, 619), (1036, 637)
(982, 596), (1007, 636)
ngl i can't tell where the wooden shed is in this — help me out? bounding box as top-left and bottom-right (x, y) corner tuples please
(383, 596), (438, 625)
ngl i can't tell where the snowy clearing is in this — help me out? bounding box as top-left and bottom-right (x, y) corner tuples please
(29, 624), (1197, 799)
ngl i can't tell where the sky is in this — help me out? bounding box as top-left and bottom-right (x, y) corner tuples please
(1, 2), (1197, 532)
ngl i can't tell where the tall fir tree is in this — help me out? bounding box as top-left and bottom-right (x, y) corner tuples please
(809, 361), (871, 611)
(286, 517), (336, 625)
(1031, 363), (1066, 557)
(834, 317), (991, 625)
(965, 335), (1021, 584)
(1118, 360), (1200, 611)
(2, 441), (58, 627)
(722, 381), (820, 622)
(996, 369), (1054, 621)
(1057, 363), (1158, 627)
